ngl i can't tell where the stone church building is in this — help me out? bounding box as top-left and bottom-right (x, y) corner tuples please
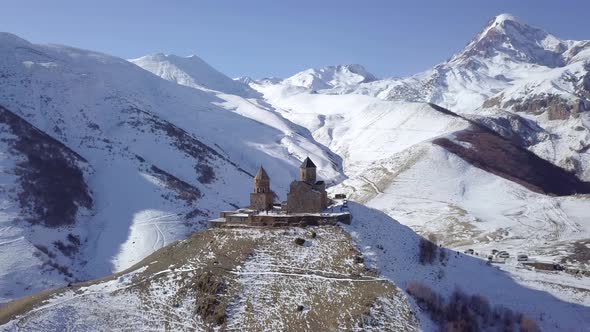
(286, 157), (328, 213)
(249, 157), (328, 213)
(210, 156), (350, 228)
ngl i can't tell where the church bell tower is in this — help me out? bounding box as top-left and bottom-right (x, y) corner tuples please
(250, 166), (273, 211)
(300, 157), (317, 184)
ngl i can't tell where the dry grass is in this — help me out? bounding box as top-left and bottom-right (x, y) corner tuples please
(1, 227), (418, 331)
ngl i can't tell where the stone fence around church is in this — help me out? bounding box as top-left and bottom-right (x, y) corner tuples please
(209, 209), (351, 228)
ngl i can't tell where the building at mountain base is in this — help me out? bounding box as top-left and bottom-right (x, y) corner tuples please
(209, 157), (350, 228)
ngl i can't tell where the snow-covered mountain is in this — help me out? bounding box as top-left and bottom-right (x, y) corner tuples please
(354, 13), (590, 112)
(129, 53), (257, 97)
(0, 32), (342, 304)
(1, 12), (590, 331)
(242, 15), (590, 324)
(268, 13), (590, 180)
(281, 64), (377, 90)
(279, 13), (589, 115)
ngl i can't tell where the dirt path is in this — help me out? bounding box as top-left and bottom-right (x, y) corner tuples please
(359, 175), (383, 195)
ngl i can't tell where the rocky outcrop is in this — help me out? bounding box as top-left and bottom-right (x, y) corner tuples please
(471, 112), (548, 147)
(484, 93), (586, 120)
(576, 63), (590, 99)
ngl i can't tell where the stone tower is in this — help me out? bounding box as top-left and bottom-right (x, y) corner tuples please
(250, 166), (273, 211)
(287, 157), (328, 213)
(300, 157), (317, 184)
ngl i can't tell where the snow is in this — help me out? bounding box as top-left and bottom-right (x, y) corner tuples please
(0, 32), (344, 302)
(493, 13), (520, 25)
(253, 82), (469, 177)
(132, 53), (344, 186)
(339, 143), (590, 247)
(130, 53), (257, 97)
(282, 64), (377, 90)
(1, 227), (417, 331)
(343, 201), (590, 331)
(256, 12), (590, 182)
(0, 12), (589, 330)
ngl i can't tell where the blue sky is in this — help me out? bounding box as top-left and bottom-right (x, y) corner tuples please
(2, 1), (589, 78)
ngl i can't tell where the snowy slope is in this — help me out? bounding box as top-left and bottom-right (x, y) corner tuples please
(334, 142), (590, 257)
(344, 201), (590, 331)
(263, 13), (590, 181)
(130, 53), (343, 185)
(129, 53), (257, 97)
(253, 81), (469, 178)
(0, 33), (343, 303)
(253, 55), (590, 276)
(2, 205), (587, 331)
(272, 14), (590, 179)
(0, 226), (417, 331)
(0, 105), (93, 305)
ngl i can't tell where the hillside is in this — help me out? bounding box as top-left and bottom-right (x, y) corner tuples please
(0, 224), (417, 331)
(0, 32), (341, 304)
(247, 14), (590, 274)
(129, 53), (258, 97)
(2, 203), (588, 331)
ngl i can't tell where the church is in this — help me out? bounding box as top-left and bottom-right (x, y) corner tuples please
(250, 157), (328, 213)
(209, 156), (350, 228)
(286, 157), (328, 213)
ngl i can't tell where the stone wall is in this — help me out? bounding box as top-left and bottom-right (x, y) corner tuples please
(300, 167), (316, 184)
(250, 192), (273, 211)
(287, 181), (322, 213)
(313, 182), (328, 210)
(249, 214), (352, 227)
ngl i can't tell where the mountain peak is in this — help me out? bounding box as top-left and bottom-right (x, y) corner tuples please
(452, 14), (567, 68)
(283, 64), (376, 90)
(477, 13), (529, 40)
(490, 13), (521, 27)
(131, 53), (256, 97)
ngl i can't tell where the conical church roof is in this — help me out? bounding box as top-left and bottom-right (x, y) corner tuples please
(300, 157), (317, 169)
(254, 166), (270, 180)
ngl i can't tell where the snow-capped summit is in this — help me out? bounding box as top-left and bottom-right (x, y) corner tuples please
(234, 75), (255, 85)
(491, 13), (520, 24)
(283, 64), (377, 90)
(453, 13), (567, 68)
(130, 53), (256, 97)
